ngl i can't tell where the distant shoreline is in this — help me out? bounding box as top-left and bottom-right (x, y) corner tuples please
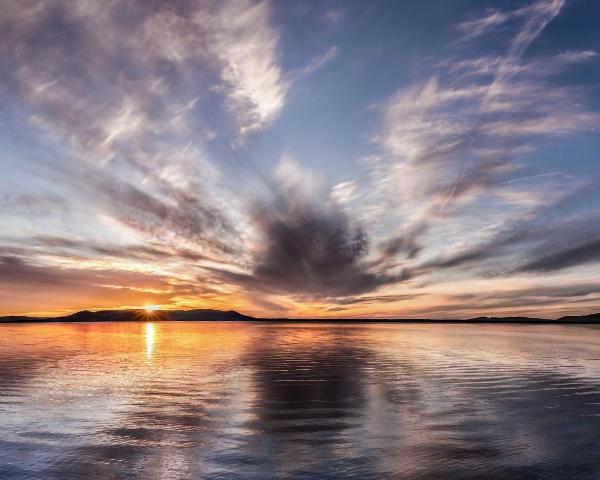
(3, 320), (600, 325)
(1, 308), (599, 324)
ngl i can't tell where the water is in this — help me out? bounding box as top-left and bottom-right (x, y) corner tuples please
(1, 322), (600, 479)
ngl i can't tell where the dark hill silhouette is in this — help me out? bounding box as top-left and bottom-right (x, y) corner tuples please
(0, 309), (253, 323)
(556, 312), (600, 323)
(1, 309), (600, 323)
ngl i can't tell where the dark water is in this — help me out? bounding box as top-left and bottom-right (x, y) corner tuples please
(1, 322), (600, 479)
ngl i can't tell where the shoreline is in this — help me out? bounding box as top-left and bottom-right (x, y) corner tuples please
(2, 318), (600, 325)
(2, 308), (599, 325)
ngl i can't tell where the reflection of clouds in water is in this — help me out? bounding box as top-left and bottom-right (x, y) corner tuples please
(241, 326), (376, 478)
(1, 323), (600, 479)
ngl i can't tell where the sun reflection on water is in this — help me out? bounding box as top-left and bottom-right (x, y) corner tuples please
(145, 323), (155, 359)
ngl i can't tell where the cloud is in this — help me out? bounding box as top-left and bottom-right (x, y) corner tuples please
(329, 293), (424, 306)
(456, 8), (511, 41)
(381, 0), (582, 178)
(210, 0), (289, 133)
(330, 181), (356, 204)
(439, 282), (600, 317)
(365, 0), (599, 282)
(3, 234), (216, 266)
(0, 255), (166, 290)
(518, 238), (600, 273)
(0, 0), (289, 313)
(0, 250), (236, 315)
(377, 222), (428, 262)
(212, 158), (406, 298)
(0, 255), (175, 314)
(0, 193), (66, 216)
(457, 0), (564, 42)
(94, 174), (240, 257)
(454, 282), (600, 302)
(299, 46), (340, 77)
(0, 0), (292, 260)
(374, 64), (596, 215)
(555, 49), (599, 63)
(0, 0), (287, 140)
(417, 197), (600, 278)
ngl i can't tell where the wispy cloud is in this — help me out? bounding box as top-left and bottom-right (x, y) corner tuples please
(1, 0), (288, 142)
(456, 0), (564, 42)
(365, 0), (600, 286)
(210, 0), (289, 133)
(414, 189), (600, 279)
(0, 0), (289, 264)
(299, 46), (340, 77)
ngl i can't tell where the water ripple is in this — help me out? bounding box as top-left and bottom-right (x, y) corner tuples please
(1, 322), (600, 479)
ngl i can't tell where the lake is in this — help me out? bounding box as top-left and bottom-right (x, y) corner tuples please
(1, 322), (600, 479)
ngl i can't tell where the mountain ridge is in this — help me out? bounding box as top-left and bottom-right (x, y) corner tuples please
(1, 309), (600, 324)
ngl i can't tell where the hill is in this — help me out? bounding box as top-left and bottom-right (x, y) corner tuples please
(0, 309), (254, 323)
(1, 310), (600, 324)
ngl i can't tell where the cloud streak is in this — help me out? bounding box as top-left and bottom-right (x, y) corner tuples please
(366, 0), (599, 282)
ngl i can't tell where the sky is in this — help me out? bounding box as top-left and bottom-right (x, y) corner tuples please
(1, 0), (600, 319)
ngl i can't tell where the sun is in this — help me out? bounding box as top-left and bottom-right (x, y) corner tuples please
(143, 304), (160, 312)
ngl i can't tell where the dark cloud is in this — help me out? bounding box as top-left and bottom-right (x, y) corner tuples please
(518, 238), (600, 273)
(95, 176), (239, 256)
(0, 235), (218, 267)
(329, 293), (424, 306)
(406, 282), (600, 319)
(0, 255), (168, 290)
(35, 235), (215, 262)
(14, 155), (241, 261)
(0, 193), (66, 213)
(212, 164), (408, 298)
(418, 226), (533, 273)
(453, 282), (600, 303)
(0, 256), (52, 284)
(326, 306), (348, 312)
(249, 200), (374, 296)
(377, 222), (428, 261)
(418, 195), (600, 278)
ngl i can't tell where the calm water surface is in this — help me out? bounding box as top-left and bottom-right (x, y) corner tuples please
(1, 322), (600, 479)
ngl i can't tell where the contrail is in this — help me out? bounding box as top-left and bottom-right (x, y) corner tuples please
(440, 0), (565, 215)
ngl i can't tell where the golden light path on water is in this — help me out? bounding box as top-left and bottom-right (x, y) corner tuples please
(145, 323), (155, 359)
(1, 322), (600, 479)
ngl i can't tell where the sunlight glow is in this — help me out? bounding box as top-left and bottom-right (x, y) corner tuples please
(145, 323), (155, 359)
(144, 305), (160, 312)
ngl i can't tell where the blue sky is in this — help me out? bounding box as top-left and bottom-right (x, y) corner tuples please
(1, 0), (600, 318)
